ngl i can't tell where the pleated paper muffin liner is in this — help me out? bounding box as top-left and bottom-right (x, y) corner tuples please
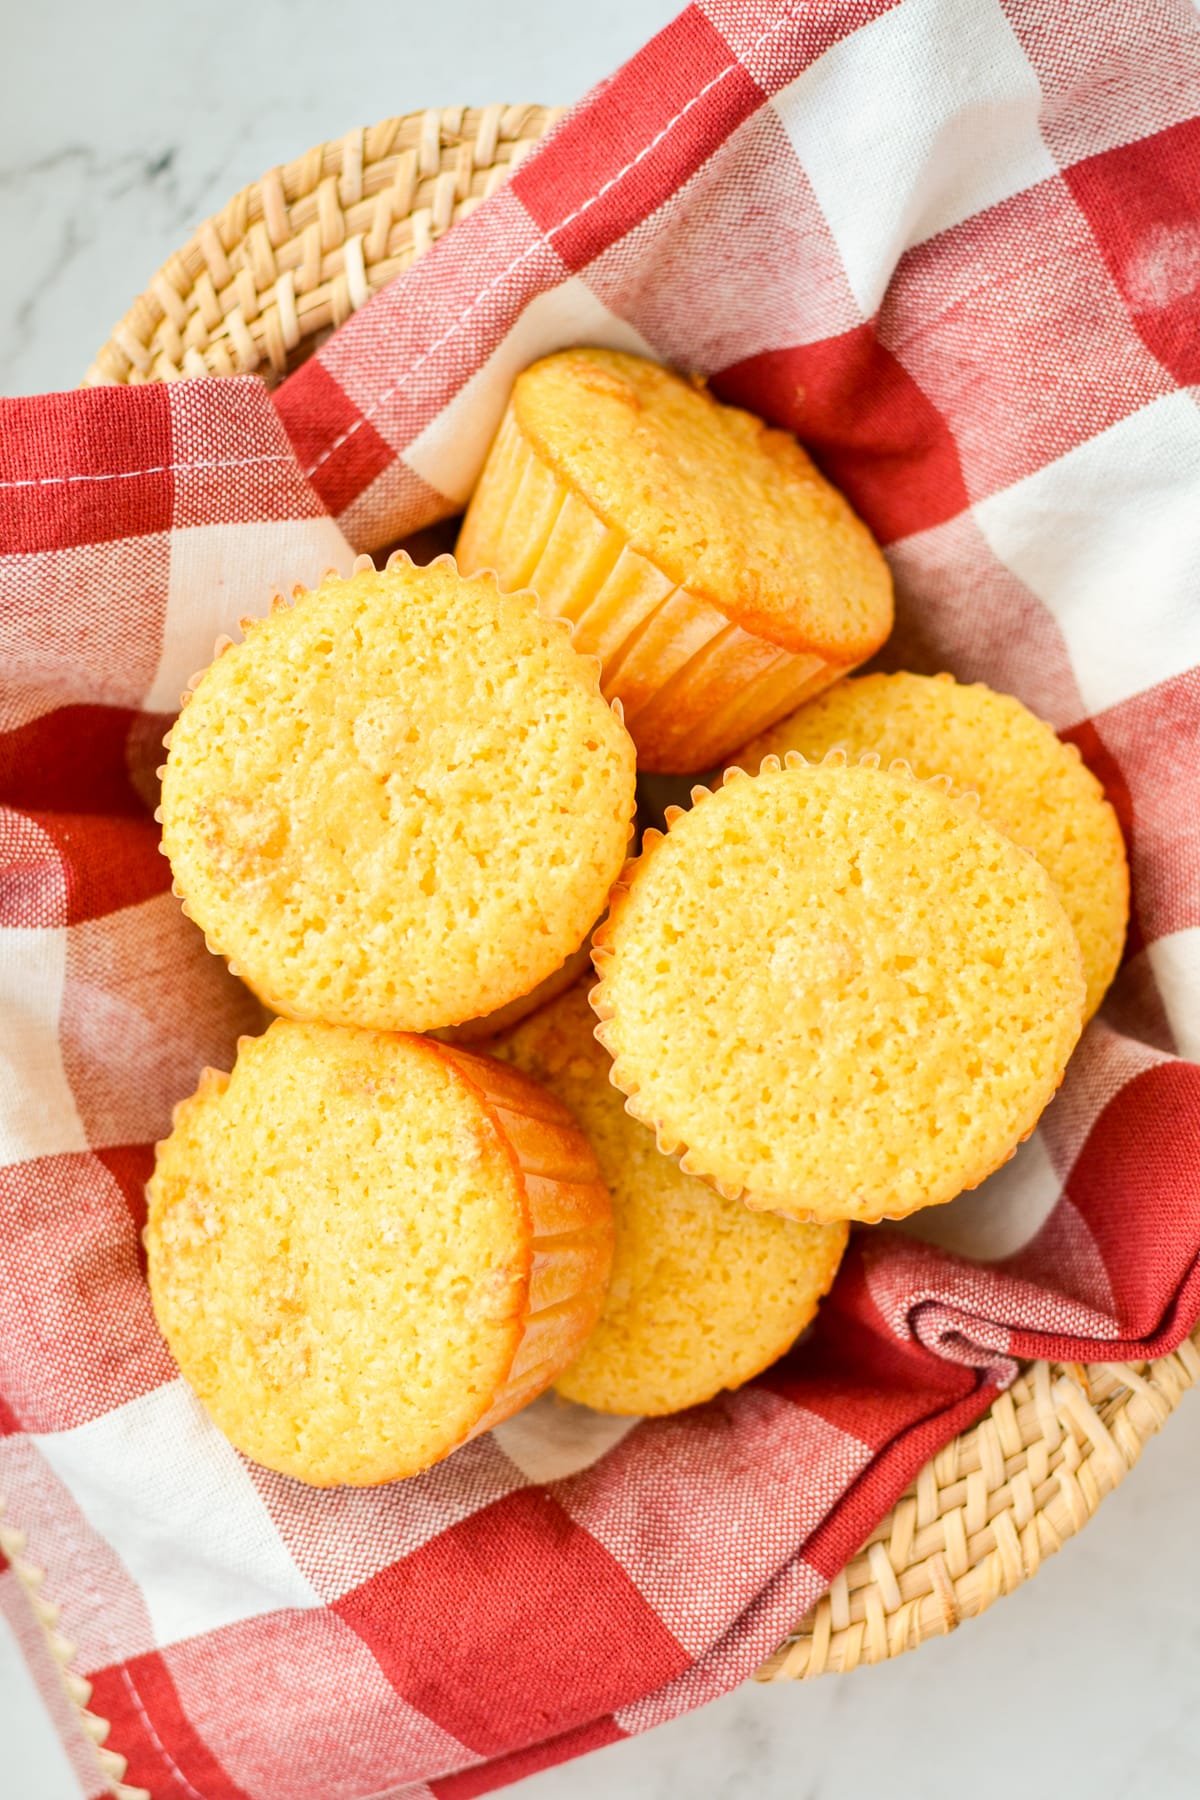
(590, 748), (1084, 1226)
(456, 408), (865, 774)
(155, 551), (637, 1030)
(432, 1040), (617, 1434)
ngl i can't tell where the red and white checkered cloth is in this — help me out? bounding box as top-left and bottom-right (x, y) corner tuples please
(3, 3), (1200, 1795)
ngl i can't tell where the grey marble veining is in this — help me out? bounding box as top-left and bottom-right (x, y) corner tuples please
(4, 4), (1200, 1797)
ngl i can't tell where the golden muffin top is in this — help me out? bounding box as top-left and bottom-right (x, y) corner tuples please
(495, 984), (848, 1416)
(739, 671), (1128, 1022)
(510, 348), (894, 659)
(592, 757), (1086, 1224)
(160, 556), (636, 1033)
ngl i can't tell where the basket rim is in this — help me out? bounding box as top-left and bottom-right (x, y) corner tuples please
(84, 103), (561, 390)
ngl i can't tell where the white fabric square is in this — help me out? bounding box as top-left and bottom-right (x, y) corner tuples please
(973, 391), (1200, 718)
(1147, 928), (1200, 1063)
(35, 1381), (321, 1648)
(490, 1396), (640, 1484)
(404, 278), (657, 506)
(144, 515), (353, 714)
(901, 1129), (1063, 1261)
(0, 925), (86, 1166)
(775, 0), (1057, 312)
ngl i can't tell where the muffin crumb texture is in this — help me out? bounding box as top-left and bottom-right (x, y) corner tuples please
(740, 671), (1128, 1020)
(160, 556), (636, 1032)
(593, 758), (1086, 1224)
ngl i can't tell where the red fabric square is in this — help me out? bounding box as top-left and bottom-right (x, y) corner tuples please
(333, 1487), (690, 1757)
(760, 1242), (984, 1445)
(0, 1151), (171, 1434)
(512, 7), (764, 270)
(1060, 717), (1136, 860)
(60, 893), (265, 1150)
(27, 812), (169, 925)
(277, 359), (394, 516)
(716, 326), (970, 543)
(800, 1379), (998, 1582)
(94, 1141), (155, 1252)
(1065, 116), (1200, 387)
(1018, 1061), (1200, 1354)
(0, 388), (173, 556)
(1039, 1025), (1169, 1180)
(882, 177), (1175, 502)
(88, 1651), (253, 1800)
(0, 706), (149, 816)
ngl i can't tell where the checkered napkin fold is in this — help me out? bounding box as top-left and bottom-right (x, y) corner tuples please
(3, 3), (1200, 1796)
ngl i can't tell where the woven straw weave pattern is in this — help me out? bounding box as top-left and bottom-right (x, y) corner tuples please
(85, 104), (560, 388)
(762, 1332), (1200, 1677)
(80, 108), (1200, 1696)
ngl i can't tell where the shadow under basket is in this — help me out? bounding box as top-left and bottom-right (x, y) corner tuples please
(83, 105), (1200, 1689)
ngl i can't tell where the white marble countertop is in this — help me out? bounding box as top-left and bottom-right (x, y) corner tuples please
(4, 3), (1200, 1795)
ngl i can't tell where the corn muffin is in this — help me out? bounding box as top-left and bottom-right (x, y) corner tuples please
(592, 755), (1085, 1225)
(739, 672), (1128, 1020)
(456, 349), (893, 772)
(434, 940), (595, 1044)
(145, 1019), (614, 1486)
(494, 985), (848, 1415)
(159, 554), (636, 1033)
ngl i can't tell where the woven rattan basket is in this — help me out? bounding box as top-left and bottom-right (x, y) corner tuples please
(85, 105), (561, 386)
(77, 107), (1200, 1700)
